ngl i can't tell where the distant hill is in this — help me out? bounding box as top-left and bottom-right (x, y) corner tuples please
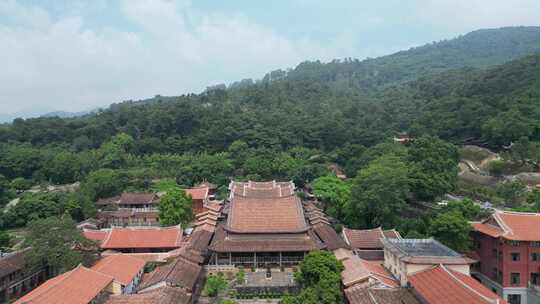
(272, 26), (540, 91)
(1, 26), (539, 151)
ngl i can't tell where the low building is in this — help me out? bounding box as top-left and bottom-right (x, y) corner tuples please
(409, 264), (507, 304)
(382, 238), (475, 286)
(334, 248), (419, 304)
(15, 265), (114, 304)
(85, 226), (183, 253)
(471, 210), (540, 304)
(138, 256), (202, 294)
(342, 227), (401, 260)
(91, 255), (146, 295)
(96, 193), (160, 228)
(0, 249), (48, 303)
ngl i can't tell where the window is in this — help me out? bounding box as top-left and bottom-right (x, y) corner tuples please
(492, 248), (498, 258)
(531, 241), (540, 247)
(492, 267), (498, 280)
(511, 253), (520, 261)
(509, 241), (520, 247)
(532, 253), (540, 261)
(510, 272), (520, 285)
(508, 294), (521, 304)
(531, 273), (540, 285)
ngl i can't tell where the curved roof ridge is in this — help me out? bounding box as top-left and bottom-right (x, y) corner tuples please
(493, 211), (513, 236)
(440, 264), (499, 304)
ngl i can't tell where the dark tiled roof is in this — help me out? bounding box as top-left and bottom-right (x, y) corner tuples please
(343, 227), (385, 249)
(119, 193), (158, 205)
(139, 256), (202, 292)
(0, 249), (27, 278)
(345, 286), (420, 304)
(382, 239), (474, 265)
(210, 224), (321, 253)
(106, 286), (191, 304)
(187, 228), (214, 254)
(312, 223), (349, 251)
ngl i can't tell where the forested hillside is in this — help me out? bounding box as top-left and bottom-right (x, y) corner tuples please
(0, 27), (539, 254)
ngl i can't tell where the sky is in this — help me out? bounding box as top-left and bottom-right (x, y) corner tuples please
(1, 0), (540, 117)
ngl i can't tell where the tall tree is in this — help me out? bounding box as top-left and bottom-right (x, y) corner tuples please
(346, 154), (410, 228)
(312, 175), (351, 219)
(429, 210), (471, 252)
(282, 251), (344, 304)
(159, 188), (193, 227)
(408, 135), (459, 200)
(24, 216), (97, 273)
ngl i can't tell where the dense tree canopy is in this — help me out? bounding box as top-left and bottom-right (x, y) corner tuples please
(346, 154), (410, 229)
(282, 251), (344, 304)
(158, 188), (193, 227)
(24, 216), (97, 273)
(312, 175), (351, 219)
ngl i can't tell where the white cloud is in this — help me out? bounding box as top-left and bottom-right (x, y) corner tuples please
(0, 0), (539, 116)
(0, 0), (342, 115)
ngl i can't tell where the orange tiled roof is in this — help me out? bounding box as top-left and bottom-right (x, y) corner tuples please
(91, 254), (146, 285)
(226, 193), (307, 233)
(408, 265), (507, 304)
(15, 265), (113, 304)
(471, 222), (504, 238)
(101, 226), (182, 249)
(184, 187), (209, 200)
(495, 211), (540, 241)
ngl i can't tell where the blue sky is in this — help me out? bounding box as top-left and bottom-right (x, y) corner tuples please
(1, 0), (539, 116)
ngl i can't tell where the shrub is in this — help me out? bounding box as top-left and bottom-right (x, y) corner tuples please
(204, 273), (228, 297)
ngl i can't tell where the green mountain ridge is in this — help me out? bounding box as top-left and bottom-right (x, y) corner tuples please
(1, 26), (540, 153)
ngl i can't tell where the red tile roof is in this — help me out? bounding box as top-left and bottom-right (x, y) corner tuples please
(343, 227), (401, 249)
(471, 222), (504, 238)
(408, 265), (507, 304)
(91, 254), (146, 286)
(226, 194), (307, 233)
(495, 211), (540, 241)
(184, 187), (209, 200)
(101, 226), (182, 250)
(15, 265), (113, 304)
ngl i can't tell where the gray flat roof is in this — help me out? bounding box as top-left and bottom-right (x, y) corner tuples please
(384, 238), (460, 257)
